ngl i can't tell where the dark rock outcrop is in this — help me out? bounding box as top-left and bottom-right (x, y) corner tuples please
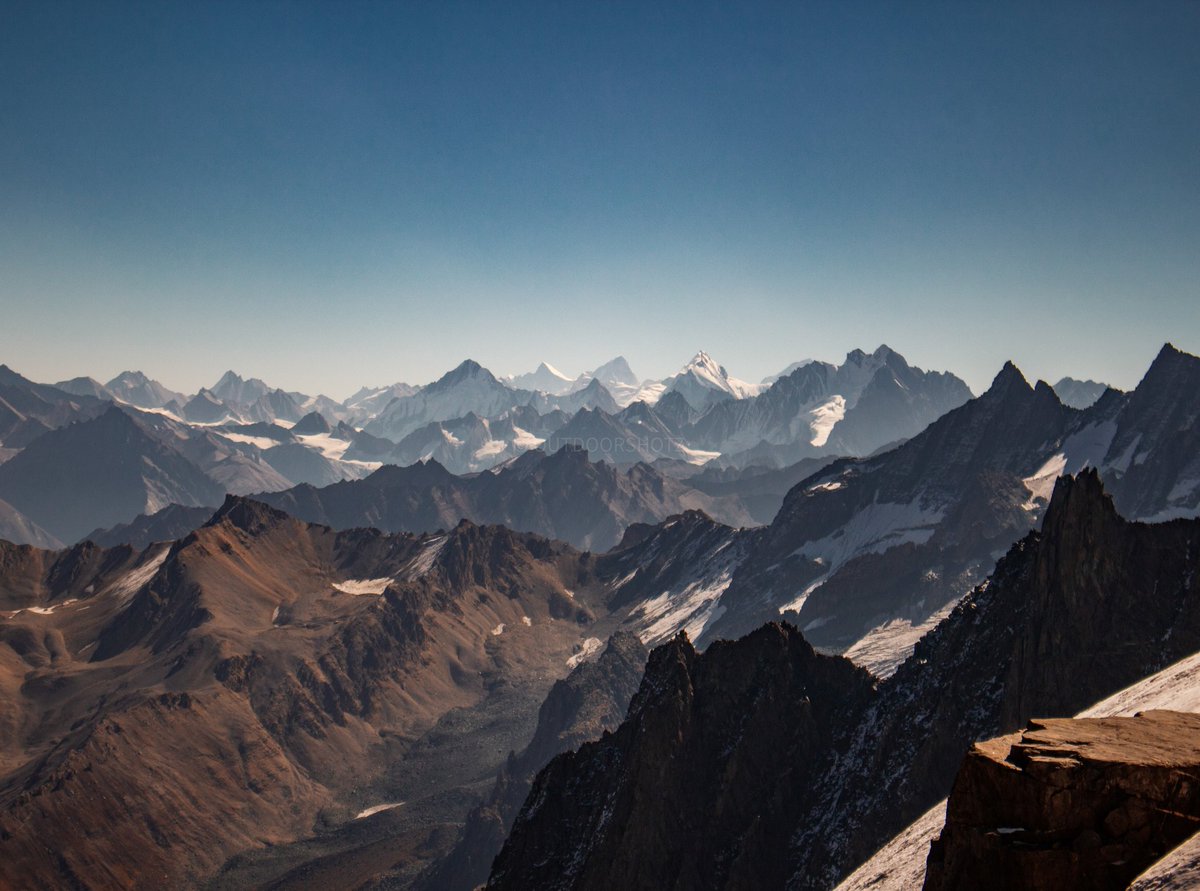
(924, 711), (1200, 891)
(488, 624), (876, 891)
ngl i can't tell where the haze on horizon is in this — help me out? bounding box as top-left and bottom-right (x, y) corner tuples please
(2, 1), (1198, 397)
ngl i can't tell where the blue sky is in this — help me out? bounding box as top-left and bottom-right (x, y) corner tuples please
(2, 1), (1198, 398)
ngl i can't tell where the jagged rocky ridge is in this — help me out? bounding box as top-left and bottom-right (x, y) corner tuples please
(487, 471), (1200, 890)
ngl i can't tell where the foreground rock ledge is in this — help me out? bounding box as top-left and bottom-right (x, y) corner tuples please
(924, 710), (1200, 890)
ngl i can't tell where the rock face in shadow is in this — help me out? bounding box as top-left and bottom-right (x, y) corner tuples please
(487, 471), (1200, 891)
(416, 631), (648, 891)
(488, 624), (877, 891)
(924, 711), (1200, 891)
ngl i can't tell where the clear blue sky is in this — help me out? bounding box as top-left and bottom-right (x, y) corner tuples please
(2, 1), (1197, 398)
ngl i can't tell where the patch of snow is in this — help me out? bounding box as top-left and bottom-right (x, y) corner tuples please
(271, 606), (281, 625)
(295, 432), (352, 461)
(355, 802), (404, 820)
(121, 404), (186, 423)
(405, 535), (447, 579)
(808, 395), (846, 447)
(1135, 504), (1200, 523)
(511, 425), (545, 449)
(792, 500), (945, 572)
(474, 439), (508, 460)
(610, 569), (639, 590)
(105, 545), (171, 607)
(332, 578), (392, 596)
(1168, 477), (1200, 504)
(10, 598), (79, 616)
(626, 380), (667, 406)
(676, 444), (722, 465)
(220, 432), (283, 450)
(1061, 421), (1117, 473)
(1107, 433), (1142, 474)
(778, 573), (830, 616)
(491, 623), (506, 636)
(567, 637), (603, 669)
(521, 615), (532, 626)
(1022, 452), (1067, 510)
(843, 597), (960, 679)
(833, 801), (947, 891)
(1079, 649), (1200, 717)
(631, 569), (735, 646)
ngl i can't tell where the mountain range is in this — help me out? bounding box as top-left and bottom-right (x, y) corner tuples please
(0, 346), (976, 550)
(2, 343), (1198, 890)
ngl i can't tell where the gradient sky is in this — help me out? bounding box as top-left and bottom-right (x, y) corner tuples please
(2, 1), (1198, 399)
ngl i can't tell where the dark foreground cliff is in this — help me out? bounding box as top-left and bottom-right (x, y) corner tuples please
(924, 711), (1200, 891)
(488, 470), (1200, 890)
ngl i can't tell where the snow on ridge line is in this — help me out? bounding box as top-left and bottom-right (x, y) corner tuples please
(789, 500), (944, 573)
(406, 534), (448, 578)
(1079, 649), (1200, 717)
(107, 545), (172, 607)
(842, 596), (960, 679)
(567, 637), (603, 668)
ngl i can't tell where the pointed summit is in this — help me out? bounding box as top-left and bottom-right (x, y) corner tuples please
(431, 359), (495, 390)
(107, 369), (151, 387)
(103, 371), (183, 409)
(210, 370), (270, 405)
(536, 361), (568, 378)
(291, 411), (331, 435)
(664, 351), (759, 409)
(505, 361), (575, 394)
(985, 360), (1032, 396)
(590, 356), (638, 388)
(1135, 342), (1198, 391)
(205, 495), (297, 537)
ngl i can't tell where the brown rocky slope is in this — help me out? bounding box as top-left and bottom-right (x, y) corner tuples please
(0, 496), (628, 889)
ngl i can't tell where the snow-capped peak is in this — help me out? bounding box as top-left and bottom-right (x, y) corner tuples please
(662, 351), (762, 410)
(505, 361), (575, 395)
